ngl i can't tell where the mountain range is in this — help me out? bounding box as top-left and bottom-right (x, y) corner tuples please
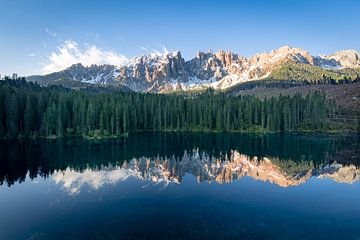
(27, 46), (360, 93)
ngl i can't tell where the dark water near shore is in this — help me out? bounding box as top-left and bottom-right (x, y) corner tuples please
(0, 133), (360, 240)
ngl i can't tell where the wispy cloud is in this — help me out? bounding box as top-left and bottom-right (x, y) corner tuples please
(140, 44), (172, 55)
(140, 44), (171, 55)
(41, 40), (129, 74)
(28, 53), (36, 57)
(41, 41), (47, 49)
(158, 44), (169, 54)
(86, 32), (101, 40)
(151, 44), (170, 56)
(45, 28), (57, 38)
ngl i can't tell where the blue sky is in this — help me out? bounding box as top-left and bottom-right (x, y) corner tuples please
(0, 0), (359, 75)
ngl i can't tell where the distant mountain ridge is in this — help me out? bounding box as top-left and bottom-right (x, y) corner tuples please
(27, 46), (360, 92)
(27, 63), (119, 85)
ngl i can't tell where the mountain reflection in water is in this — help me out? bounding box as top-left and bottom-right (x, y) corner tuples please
(51, 150), (360, 195)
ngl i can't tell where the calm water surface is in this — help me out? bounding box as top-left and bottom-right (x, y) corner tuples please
(0, 133), (360, 240)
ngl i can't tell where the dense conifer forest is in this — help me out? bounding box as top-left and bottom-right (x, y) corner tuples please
(0, 79), (342, 139)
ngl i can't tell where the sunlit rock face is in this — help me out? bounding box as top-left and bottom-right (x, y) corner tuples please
(213, 152), (312, 187)
(52, 150), (360, 195)
(320, 50), (360, 69)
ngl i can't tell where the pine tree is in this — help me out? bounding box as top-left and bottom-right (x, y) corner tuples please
(24, 95), (35, 136)
(6, 94), (19, 138)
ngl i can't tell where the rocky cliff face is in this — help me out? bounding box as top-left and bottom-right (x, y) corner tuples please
(28, 46), (360, 92)
(116, 51), (189, 92)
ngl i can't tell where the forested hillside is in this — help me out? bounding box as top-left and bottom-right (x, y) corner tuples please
(266, 62), (360, 83)
(0, 79), (352, 139)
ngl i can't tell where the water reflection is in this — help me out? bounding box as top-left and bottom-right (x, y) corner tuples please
(1, 133), (360, 240)
(0, 133), (359, 193)
(52, 167), (131, 195)
(50, 148), (360, 195)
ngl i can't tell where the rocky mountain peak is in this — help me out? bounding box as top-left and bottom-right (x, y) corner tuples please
(326, 49), (360, 68)
(275, 45), (298, 53)
(215, 50), (239, 67)
(68, 63), (85, 69)
(252, 45), (314, 64)
(116, 50), (189, 92)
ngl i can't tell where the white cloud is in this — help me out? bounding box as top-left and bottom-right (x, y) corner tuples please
(140, 46), (148, 51)
(42, 40), (129, 74)
(28, 53), (36, 57)
(45, 28), (57, 38)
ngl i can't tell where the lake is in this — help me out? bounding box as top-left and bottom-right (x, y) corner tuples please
(0, 133), (360, 240)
